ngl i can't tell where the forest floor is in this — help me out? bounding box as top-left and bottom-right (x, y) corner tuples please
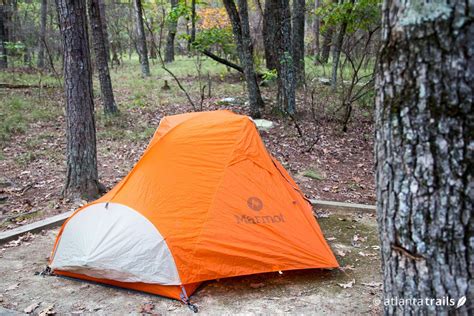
(0, 57), (375, 232)
(0, 208), (382, 315)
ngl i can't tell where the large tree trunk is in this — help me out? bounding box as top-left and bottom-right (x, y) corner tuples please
(133, 0), (150, 77)
(55, 0), (101, 199)
(88, 0), (118, 115)
(223, 0), (263, 118)
(277, 0), (296, 115)
(262, 0), (281, 70)
(292, 0), (305, 86)
(164, 0), (178, 63)
(37, 0), (48, 68)
(375, 2), (473, 315)
(0, 4), (8, 68)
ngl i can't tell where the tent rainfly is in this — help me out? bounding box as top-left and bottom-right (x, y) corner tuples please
(49, 110), (338, 308)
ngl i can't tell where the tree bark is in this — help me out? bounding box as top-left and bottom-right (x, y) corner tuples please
(331, 0), (353, 89)
(292, 0), (305, 86)
(88, 0), (118, 115)
(133, 0), (150, 76)
(55, 0), (101, 199)
(37, 0), (48, 68)
(278, 0), (296, 114)
(164, 0), (178, 63)
(312, 0), (320, 56)
(320, 25), (333, 63)
(375, 1), (473, 315)
(223, 0), (263, 118)
(262, 0), (281, 70)
(0, 4), (8, 68)
(97, 0), (110, 62)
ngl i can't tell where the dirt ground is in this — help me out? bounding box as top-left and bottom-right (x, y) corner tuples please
(1, 67), (375, 232)
(0, 208), (382, 315)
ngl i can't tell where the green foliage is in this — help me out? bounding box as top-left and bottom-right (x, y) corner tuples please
(262, 69), (278, 81)
(168, 1), (193, 22)
(317, 0), (381, 33)
(192, 27), (236, 57)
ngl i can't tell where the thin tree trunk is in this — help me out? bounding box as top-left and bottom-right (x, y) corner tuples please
(190, 0), (196, 43)
(55, 0), (101, 199)
(133, 0), (150, 76)
(37, 0), (47, 68)
(330, 0), (353, 89)
(262, 0), (281, 70)
(320, 25), (333, 64)
(223, 0), (263, 118)
(278, 0), (296, 114)
(164, 0), (178, 63)
(375, 1), (473, 315)
(292, 0), (305, 86)
(0, 4), (8, 68)
(312, 0), (320, 56)
(88, 0), (118, 115)
(98, 0), (110, 62)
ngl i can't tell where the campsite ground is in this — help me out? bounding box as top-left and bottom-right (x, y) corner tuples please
(0, 58), (374, 232)
(0, 208), (382, 315)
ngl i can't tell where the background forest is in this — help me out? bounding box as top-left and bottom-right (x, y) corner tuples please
(1, 0), (379, 222)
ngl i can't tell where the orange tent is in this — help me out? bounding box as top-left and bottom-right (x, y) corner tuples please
(49, 110), (338, 304)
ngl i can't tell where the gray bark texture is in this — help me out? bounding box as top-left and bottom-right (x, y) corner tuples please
(98, 0), (110, 62)
(262, 0), (281, 70)
(37, 0), (47, 68)
(55, 0), (101, 199)
(375, 1), (473, 315)
(292, 0), (305, 86)
(133, 0), (150, 77)
(312, 0), (320, 56)
(223, 0), (263, 118)
(0, 4), (8, 68)
(164, 0), (178, 63)
(320, 24), (333, 63)
(278, 0), (296, 114)
(88, 0), (118, 114)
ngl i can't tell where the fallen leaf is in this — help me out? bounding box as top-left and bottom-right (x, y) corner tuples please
(24, 302), (40, 314)
(339, 265), (355, 272)
(338, 279), (355, 289)
(336, 250), (346, 257)
(139, 302), (155, 314)
(6, 283), (19, 291)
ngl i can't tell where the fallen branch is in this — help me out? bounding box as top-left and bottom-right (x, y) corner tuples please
(0, 83), (57, 89)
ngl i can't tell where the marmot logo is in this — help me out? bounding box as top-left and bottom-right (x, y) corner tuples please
(247, 197), (263, 211)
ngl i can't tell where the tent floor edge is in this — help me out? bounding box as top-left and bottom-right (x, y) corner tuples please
(54, 270), (201, 301)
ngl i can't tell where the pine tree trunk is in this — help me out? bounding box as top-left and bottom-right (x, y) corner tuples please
(262, 0), (281, 70)
(223, 0), (263, 118)
(88, 0), (118, 115)
(375, 2), (473, 315)
(37, 0), (47, 68)
(164, 0), (178, 63)
(55, 0), (101, 200)
(98, 0), (110, 62)
(0, 4), (8, 68)
(133, 0), (150, 77)
(278, 0), (296, 115)
(292, 0), (305, 86)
